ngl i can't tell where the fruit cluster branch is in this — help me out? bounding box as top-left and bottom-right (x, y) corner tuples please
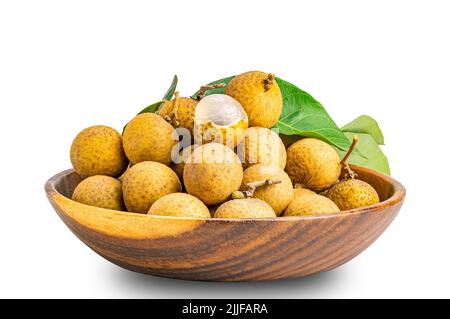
(232, 179), (282, 199)
(341, 135), (359, 179)
(194, 83), (226, 100)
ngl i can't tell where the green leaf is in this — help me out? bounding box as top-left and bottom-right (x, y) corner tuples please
(336, 132), (390, 175)
(162, 75), (178, 101)
(341, 115), (385, 145)
(137, 100), (165, 115)
(273, 78), (353, 151)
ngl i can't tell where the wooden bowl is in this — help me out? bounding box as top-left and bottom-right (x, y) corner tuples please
(45, 166), (405, 282)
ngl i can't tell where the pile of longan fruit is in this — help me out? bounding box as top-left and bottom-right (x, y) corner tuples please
(70, 71), (380, 219)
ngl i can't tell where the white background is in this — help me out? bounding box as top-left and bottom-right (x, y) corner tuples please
(1, 0), (449, 298)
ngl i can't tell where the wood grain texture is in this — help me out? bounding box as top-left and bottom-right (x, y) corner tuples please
(45, 166), (405, 281)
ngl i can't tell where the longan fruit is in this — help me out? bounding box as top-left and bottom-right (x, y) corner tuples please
(214, 198), (276, 218)
(284, 194), (340, 217)
(72, 175), (125, 211)
(225, 71), (282, 128)
(285, 138), (341, 191)
(122, 161), (181, 213)
(183, 143), (243, 205)
(148, 193), (210, 218)
(70, 125), (128, 178)
(123, 113), (178, 165)
(326, 179), (380, 210)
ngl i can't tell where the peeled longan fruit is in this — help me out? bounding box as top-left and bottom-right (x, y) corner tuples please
(123, 113), (178, 165)
(237, 127), (286, 170)
(183, 143), (243, 206)
(194, 94), (248, 148)
(70, 125), (128, 178)
(284, 194), (340, 217)
(122, 161), (181, 214)
(285, 138), (341, 192)
(241, 164), (294, 216)
(157, 95), (198, 134)
(225, 71), (282, 128)
(158, 87), (226, 137)
(72, 175), (125, 211)
(214, 198), (276, 218)
(326, 179), (380, 210)
(148, 193), (210, 218)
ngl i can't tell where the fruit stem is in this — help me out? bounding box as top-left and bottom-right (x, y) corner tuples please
(169, 91), (180, 127)
(194, 83), (226, 100)
(240, 179), (282, 198)
(161, 91), (181, 127)
(263, 74), (275, 91)
(340, 135), (359, 179)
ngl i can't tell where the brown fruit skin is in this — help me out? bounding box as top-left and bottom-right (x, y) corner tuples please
(158, 97), (198, 134)
(122, 161), (181, 214)
(70, 125), (128, 178)
(148, 193), (210, 218)
(237, 127), (286, 170)
(326, 179), (380, 211)
(285, 138), (341, 191)
(284, 194), (340, 217)
(123, 113), (178, 165)
(241, 164), (294, 216)
(214, 198), (276, 218)
(183, 143), (243, 206)
(72, 175), (125, 211)
(225, 71), (282, 128)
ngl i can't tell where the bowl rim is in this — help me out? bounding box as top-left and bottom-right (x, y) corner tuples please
(45, 166), (406, 223)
